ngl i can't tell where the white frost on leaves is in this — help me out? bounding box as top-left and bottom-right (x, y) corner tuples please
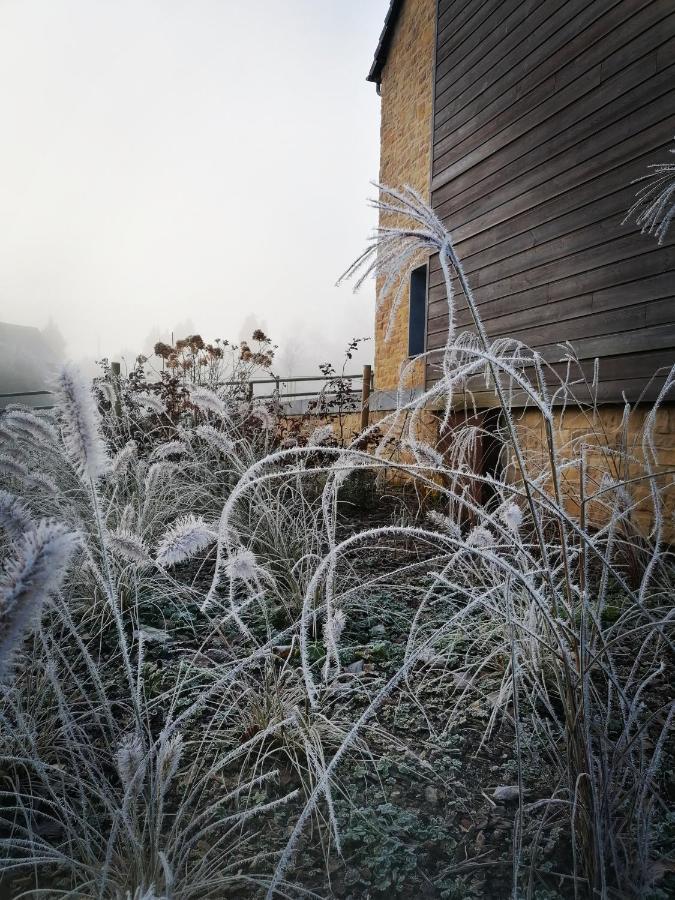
(155, 515), (215, 567)
(51, 363), (110, 481)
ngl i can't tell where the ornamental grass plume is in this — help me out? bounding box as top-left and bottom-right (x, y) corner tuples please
(0, 520), (78, 678)
(106, 528), (152, 567)
(2, 409), (58, 445)
(0, 490), (33, 540)
(189, 385), (228, 419)
(155, 514), (215, 567)
(623, 139), (675, 244)
(52, 363), (110, 481)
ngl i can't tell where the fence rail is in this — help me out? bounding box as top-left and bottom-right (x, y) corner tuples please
(0, 365), (374, 426)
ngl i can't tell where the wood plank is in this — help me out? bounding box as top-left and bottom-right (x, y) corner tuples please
(432, 230), (674, 309)
(440, 145), (663, 269)
(431, 106), (674, 255)
(435, 0), (627, 138)
(428, 272), (674, 338)
(435, 1), (667, 159)
(435, 0), (503, 69)
(432, 40), (669, 183)
(428, 246), (675, 325)
(435, 0), (566, 112)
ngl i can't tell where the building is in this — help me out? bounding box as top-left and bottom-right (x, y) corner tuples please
(0, 321), (59, 408)
(366, 0), (674, 532)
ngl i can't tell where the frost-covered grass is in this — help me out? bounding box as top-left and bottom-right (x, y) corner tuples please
(0, 189), (673, 899)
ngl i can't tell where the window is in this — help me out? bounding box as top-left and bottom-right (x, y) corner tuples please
(408, 263), (427, 357)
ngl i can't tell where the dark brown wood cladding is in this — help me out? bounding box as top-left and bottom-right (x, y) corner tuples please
(427, 0), (675, 401)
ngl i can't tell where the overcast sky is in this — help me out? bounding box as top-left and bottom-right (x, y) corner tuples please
(0, 0), (387, 374)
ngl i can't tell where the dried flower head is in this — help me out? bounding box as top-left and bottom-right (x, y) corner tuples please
(323, 608), (346, 645)
(111, 440), (138, 477)
(250, 406), (275, 431)
(0, 454), (28, 480)
(136, 393), (165, 416)
(3, 410), (57, 445)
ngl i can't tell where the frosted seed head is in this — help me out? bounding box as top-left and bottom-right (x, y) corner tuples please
(51, 363), (110, 481)
(155, 515), (215, 567)
(499, 502), (523, 533)
(466, 526), (494, 549)
(308, 424), (335, 446)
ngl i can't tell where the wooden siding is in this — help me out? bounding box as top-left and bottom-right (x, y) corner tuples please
(426, 0), (675, 401)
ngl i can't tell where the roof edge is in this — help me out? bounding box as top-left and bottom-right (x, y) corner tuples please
(366, 0), (404, 84)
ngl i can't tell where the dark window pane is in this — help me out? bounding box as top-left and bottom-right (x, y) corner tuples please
(408, 264), (427, 357)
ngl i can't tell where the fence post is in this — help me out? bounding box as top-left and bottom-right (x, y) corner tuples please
(110, 361), (122, 418)
(360, 364), (372, 431)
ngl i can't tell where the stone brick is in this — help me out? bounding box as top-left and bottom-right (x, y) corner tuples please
(374, 0), (435, 395)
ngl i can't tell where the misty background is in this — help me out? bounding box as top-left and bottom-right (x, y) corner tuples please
(0, 0), (386, 388)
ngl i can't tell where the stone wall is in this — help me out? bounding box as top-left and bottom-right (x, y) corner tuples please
(374, 0), (436, 395)
(511, 404), (675, 543)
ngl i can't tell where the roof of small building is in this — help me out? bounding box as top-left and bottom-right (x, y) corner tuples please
(366, 0), (404, 85)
